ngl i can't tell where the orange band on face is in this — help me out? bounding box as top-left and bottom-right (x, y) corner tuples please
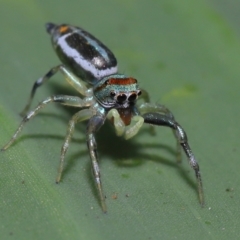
(108, 77), (137, 85)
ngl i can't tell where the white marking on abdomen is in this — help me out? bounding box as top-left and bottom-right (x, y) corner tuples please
(58, 33), (118, 79)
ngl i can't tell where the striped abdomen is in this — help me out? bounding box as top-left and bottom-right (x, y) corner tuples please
(46, 23), (118, 85)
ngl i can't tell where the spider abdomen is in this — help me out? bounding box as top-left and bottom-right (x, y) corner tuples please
(46, 23), (118, 85)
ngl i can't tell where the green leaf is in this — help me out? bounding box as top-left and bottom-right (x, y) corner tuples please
(0, 0), (239, 239)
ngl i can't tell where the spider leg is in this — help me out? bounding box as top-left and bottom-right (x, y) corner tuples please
(56, 109), (92, 183)
(142, 112), (204, 206)
(139, 103), (181, 162)
(138, 102), (174, 118)
(137, 92), (156, 135)
(139, 89), (150, 103)
(1, 95), (90, 151)
(86, 115), (107, 212)
(21, 65), (89, 116)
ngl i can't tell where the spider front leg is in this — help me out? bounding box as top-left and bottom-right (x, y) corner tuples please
(139, 103), (181, 162)
(86, 115), (107, 212)
(1, 95), (91, 151)
(21, 64), (89, 116)
(142, 112), (204, 206)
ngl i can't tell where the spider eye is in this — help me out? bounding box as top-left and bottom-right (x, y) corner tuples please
(117, 94), (127, 103)
(128, 93), (137, 102)
(110, 91), (116, 98)
(137, 90), (142, 96)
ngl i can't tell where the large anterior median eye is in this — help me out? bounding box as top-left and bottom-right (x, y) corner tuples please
(128, 93), (137, 102)
(117, 94), (127, 102)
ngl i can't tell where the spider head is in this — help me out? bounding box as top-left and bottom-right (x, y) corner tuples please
(93, 74), (141, 109)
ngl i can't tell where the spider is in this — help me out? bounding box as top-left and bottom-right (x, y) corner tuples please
(1, 23), (204, 212)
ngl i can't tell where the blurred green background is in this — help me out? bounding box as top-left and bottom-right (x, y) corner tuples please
(0, 0), (240, 239)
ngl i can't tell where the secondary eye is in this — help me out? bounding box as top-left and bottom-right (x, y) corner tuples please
(110, 91), (116, 98)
